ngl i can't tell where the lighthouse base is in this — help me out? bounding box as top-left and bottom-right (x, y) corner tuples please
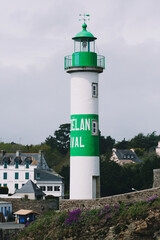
(70, 156), (100, 199)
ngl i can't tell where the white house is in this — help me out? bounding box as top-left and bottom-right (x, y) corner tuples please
(0, 150), (64, 198)
(110, 148), (142, 166)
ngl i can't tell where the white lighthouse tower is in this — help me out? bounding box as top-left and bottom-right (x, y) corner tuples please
(64, 15), (105, 199)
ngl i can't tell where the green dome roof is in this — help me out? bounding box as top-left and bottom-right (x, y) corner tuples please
(72, 23), (97, 42)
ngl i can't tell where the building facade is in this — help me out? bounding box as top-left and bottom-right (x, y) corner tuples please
(0, 150), (64, 198)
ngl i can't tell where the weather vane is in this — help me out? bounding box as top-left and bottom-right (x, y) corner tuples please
(79, 13), (90, 23)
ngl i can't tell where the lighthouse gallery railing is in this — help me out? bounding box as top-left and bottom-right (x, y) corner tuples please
(64, 55), (105, 70)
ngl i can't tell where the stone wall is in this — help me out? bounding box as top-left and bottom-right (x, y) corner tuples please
(0, 229), (18, 240)
(0, 198), (58, 215)
(60, 187), (160, 212)
(153, 169), (160, 188)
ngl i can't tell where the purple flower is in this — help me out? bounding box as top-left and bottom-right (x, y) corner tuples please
(105, 213), (111, 220)
(114, 204), (120, 210)
(68, 209), (81, 216)
(25, 222), (30, 228)
(64, 209), (82, 226)
(145, 195), (158, 202)
(105, 205), (110, 210)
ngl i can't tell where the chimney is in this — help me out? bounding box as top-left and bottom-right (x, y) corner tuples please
(112, 148), (116, 152)
(16, 150), (21, 157)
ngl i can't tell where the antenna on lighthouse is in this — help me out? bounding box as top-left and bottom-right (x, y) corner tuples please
(79, 13), (90, 23)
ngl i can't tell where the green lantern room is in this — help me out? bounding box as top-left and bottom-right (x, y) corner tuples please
(72, 23), (97, 67)
(64, 22), (105, 72)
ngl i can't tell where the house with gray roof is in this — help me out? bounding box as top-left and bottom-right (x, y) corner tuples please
(0, 150), (64, 198)
(110, 148), (142, 166)
(14, 180), (45, 200)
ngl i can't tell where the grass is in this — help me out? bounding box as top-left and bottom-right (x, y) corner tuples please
(11, 195), (160, 240)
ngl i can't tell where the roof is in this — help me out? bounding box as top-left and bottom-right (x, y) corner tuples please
(0, 150), (49, 170)
(14, 209), (39, 215)
(15, 180), (45, 196)
(34, 168), (63, 182)
(114, 149), (142, 163)
(72, 23), (96, 41)
(0, 153), (38, 166)
(0, 201), (11, 204)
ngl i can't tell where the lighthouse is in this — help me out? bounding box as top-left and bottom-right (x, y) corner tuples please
(64, 16), (105, 199)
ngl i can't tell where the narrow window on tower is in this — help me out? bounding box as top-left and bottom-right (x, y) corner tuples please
(92, 83), (98, 98)
(92, 120), (98, 136)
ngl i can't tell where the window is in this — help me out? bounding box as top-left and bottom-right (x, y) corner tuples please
(3, 184), (7, 187)
(15, 184), (18, 190)
(47, 186), (53, 191)
(3, 173), (7, 179)
(123, 155), (126, 159)
(0, 184), (1, 187)
(15, 162), (19, 168)
(81, 40), (88, 52)
(36, 173), (40, 179)
(54, 186), (60, 191)
(92, 83), (98, 97)
(26, 162), (29, 168)
(4, 207), (7, 216)
(8, 206), (10, 213)
(4, 162), (7, 168)
(25, 172), (29, 179)
(131, 155), (134, 159)
(15, 172), (19, 179)
(92, 120), (98, 136)
(40, 186), (46, 191)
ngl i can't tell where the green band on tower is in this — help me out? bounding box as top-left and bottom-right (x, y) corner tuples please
(70, 114), (99, 156)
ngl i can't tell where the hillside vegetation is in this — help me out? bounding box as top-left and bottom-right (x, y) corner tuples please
(11, 195), (160, 240)
(1, 126), (160, 197)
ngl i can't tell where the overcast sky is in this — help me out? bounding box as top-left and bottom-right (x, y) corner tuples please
(0, 0), (160, 144)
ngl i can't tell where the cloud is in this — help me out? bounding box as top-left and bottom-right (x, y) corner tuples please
(100, 36), (160, 141)
(0, 0), (160, 144)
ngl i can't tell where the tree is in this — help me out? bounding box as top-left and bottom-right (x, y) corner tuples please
(127, 132), (160, 152)
(100, 158), (124, 197)
(54, 123), (70, 154)
(114, 138), (129, 149)
(100, 151), (160, 197)
(99, 133), (115, 155)
(59, 165), (70, 198)
(45, 123), (70, 154)
(45, 135), (57, 149)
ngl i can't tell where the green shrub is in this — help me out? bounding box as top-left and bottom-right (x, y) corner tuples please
(0, 186), (8, 194)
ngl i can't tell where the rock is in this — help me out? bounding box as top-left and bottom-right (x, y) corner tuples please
(135, 220), (148, 233)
